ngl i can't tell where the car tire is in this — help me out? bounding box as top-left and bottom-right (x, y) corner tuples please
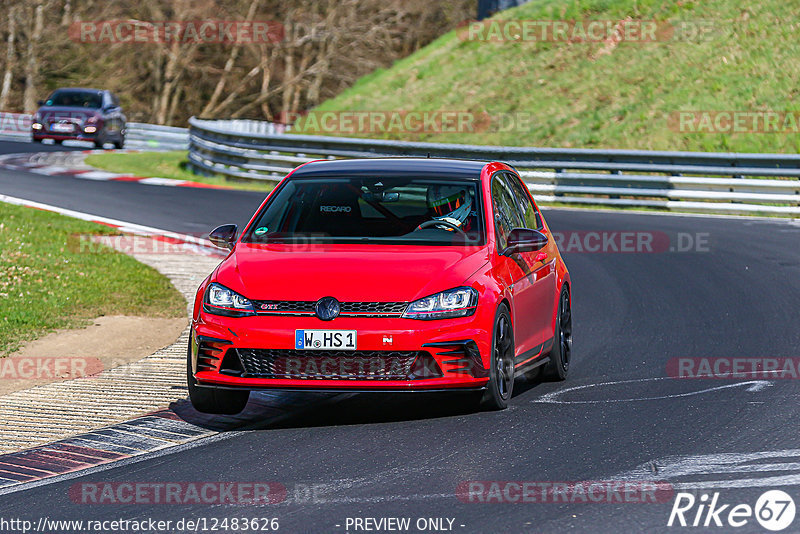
(186, 343), (250, 415)
(32, 137), (42, 143)
(54, 139), (62, 145)
(94, 130), (106, 149)
(113, 135), (124, 149)
(480, 304), (515, 411)
(542, 286), (572, 381)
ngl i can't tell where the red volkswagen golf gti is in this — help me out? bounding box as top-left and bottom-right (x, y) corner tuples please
(188, 158), (571, 414)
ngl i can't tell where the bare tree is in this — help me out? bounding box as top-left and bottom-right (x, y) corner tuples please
(61, 0), (71, 26)
(0, 5), (17, 110)
(22, 0), (45, 113)
(0, 0), (473, 123)
(200, 0), (261, 117)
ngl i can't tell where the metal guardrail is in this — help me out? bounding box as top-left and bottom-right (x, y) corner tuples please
(197, 117), (791, 215)
(125, 122), (188, 150)
(200, 118), (284, 136)
(0, 112), (188, 149)
(0, 112), (32, 140)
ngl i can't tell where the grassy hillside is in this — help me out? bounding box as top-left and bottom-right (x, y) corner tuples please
(297, 0), (800, 153)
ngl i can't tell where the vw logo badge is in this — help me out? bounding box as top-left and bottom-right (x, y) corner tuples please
(315, 296), (340, 321)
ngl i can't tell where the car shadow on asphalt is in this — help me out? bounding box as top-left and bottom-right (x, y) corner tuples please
(165, 391), (336, 432)
(166, 375), (547, 432)
(255, 377), (547, 430)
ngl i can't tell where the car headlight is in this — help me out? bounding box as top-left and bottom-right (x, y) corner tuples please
(204, 282), (255, 316)
(402, 287), (478, 320)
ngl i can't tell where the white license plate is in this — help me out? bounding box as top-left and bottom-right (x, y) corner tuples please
(51, 123), (74, 132)
(295, 330), (356, 350)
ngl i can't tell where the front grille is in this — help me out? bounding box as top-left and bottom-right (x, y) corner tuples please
(340, 302), (407, 314)
(252, 301), (316, 313)
(236, 349), (437, 380)
(251, 300), (408, 317)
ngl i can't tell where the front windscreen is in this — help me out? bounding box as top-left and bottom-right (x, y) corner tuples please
(243, 177), (485, 245)
(45, 90), (102, 108)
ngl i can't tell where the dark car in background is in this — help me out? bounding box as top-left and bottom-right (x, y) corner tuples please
(31, 88), (126, 149)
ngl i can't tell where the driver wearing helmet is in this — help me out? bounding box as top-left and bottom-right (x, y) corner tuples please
(423, 185), (473, 232)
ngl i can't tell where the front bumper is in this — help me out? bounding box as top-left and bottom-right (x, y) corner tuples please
(33, 131), (98, 142)
(191, 312), (493, 392)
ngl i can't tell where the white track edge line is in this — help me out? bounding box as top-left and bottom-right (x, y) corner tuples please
(0, 193), (219, 251)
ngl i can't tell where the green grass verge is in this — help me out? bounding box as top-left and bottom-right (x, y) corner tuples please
(0, 202), (186, 356)
(297, 0), (800, 153)
(85, 151), (275, 192)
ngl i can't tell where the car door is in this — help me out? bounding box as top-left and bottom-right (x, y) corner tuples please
(491, 172), (539, 359)
(505, 171), (558, 353)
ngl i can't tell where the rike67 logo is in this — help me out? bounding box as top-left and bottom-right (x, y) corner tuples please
(668, 490), (796, 531)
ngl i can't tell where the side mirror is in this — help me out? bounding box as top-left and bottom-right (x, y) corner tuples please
(209, 224), (237, 250)
(503, 228), (548, 256)
(37, 100), (45, 106)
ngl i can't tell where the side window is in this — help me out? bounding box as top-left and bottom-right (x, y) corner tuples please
(491, 173), (524, 251)
(505, 172), (543, 230)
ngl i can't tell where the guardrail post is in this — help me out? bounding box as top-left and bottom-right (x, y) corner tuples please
(609, 169), (621, 199)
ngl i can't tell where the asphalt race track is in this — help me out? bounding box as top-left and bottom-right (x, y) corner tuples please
(1, 141), (799, 533)
(0, 139), (85, 154)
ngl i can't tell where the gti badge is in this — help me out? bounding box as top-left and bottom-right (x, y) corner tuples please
(260, 303), (278, 310)
(315, 296), (340, 321)
(383, 335), (393, 345)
